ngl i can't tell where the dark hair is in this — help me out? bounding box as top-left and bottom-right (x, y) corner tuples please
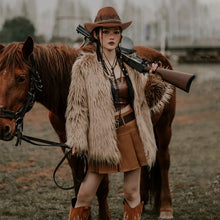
(89, 27), (100, 43)
(90, 27), (122, 43)
(94, 29), (134, 109)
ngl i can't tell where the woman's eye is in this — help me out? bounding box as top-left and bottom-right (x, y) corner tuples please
(114, 31), (120, 34)
(102, 30), (109, 34)
(16, 76), (25, 83)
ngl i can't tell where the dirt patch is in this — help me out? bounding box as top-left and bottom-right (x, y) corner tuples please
(24, 103), (50, 128)
(15, 168), (53, 183)
(0, 156), (36, 172)
(174, 110), (220, 124)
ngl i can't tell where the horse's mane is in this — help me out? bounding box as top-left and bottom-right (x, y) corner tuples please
(0, 42), (79, 114)
(0, 42), (78, 81)
(0, 43), (28, 71)
(33, 44), (77, 80)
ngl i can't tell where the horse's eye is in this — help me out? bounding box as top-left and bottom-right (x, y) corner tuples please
(16, 76), (25, 83)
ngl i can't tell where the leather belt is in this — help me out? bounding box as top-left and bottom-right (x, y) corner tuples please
(115, 111), (135, 129)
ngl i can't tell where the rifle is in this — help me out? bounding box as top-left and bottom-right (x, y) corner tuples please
(76, 25), (195, 93)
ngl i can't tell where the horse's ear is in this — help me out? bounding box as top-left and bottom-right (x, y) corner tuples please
(22, 36), (34, 60)
(0, 44), (4, 54)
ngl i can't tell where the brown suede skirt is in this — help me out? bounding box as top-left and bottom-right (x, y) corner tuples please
(88, 110), (147, 174)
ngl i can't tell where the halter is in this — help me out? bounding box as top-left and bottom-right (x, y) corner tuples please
(0, 53), (88, 190)
(0, 55), (43, 146)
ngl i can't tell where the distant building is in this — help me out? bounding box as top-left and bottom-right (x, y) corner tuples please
(52, 0), (91, 43)
(146, 0), (220, 48)
(0, 0), (219, 47)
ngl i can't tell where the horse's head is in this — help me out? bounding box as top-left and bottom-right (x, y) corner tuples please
(0, 36), (34, 141)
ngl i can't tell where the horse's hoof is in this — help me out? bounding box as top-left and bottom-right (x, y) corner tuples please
(159, 210), (173, 219)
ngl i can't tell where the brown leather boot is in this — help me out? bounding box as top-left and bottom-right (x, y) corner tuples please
(123, 199), (144, 220)
(69, 198), (91, 220)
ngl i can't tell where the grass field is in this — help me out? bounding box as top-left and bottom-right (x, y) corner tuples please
(0, 63), (219, 219)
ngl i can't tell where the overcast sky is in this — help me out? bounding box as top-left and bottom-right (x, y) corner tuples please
(34, 0), (215, 13)
(33, 0), (217, 21)
(34, 0), (156, 18)
(2, 0), (217, 20)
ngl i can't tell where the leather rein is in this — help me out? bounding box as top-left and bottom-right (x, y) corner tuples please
(0, 55), (87, 190)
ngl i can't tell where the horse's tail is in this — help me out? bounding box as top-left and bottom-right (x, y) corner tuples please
(140, 158), (161, 210)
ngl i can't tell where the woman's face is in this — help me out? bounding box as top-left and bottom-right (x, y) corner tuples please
(97, 27), (121, 52)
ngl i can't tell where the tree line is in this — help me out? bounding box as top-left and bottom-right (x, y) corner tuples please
(0, 17), (43, 43)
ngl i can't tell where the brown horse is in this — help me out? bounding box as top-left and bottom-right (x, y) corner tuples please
(0, 36), (175, 219)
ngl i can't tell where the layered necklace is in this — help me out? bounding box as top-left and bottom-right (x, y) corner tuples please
(101, 51), (122, 114)
(103, 52), (118, 79)
(97, 44), (135, 112)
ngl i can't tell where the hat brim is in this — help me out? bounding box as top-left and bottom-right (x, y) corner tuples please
(84, 21), (132, 33)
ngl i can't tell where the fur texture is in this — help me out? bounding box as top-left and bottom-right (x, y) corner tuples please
(146, 74), (174, 114)
(65, 52), (172, 167)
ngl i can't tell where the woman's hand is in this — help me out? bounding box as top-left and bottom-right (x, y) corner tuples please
(72, 147), (81, 156)
(146, 60), (163, 74)
(149, 63), (158, 74)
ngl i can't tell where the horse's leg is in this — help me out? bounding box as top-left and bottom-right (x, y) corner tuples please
(139, 127), (174, 218)
(96, 175), (111, 220)
(48, 111), (110, 220)
(140, 166), (150, 206)
(155, 129), (173, 219)
(154, 98), (175, 219)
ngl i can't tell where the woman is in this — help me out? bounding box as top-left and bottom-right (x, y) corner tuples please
(66, 7), (169, 220)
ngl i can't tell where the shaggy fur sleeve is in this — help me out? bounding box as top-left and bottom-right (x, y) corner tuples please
(145, 73), (174, 113)
(65, 59), (89, 152)
(128, 64), (174, 114)
(130, 47), (175, 113)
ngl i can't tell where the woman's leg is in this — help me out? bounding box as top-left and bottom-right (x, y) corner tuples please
(124, 168), (141, 208)
(123, 168), (143, 220)
(69, 172), (105, 220)
(75, 171), (105, 207)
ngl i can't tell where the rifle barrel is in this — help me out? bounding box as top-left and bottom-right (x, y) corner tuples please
(76, 25), (90, 38)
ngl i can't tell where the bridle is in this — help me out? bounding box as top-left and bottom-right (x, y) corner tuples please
(0, 54), (88, 190)
(0, 55), (43, 146)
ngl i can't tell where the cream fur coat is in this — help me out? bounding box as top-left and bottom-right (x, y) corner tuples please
(65, 52), (173, 168)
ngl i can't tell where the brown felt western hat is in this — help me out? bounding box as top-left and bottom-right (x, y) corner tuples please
(84, 7), (132, 33)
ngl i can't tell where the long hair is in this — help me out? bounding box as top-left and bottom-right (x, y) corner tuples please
(90, 27), (134, 109)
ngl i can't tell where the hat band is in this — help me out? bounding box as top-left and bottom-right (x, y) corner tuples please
(95, 19), (122, 24)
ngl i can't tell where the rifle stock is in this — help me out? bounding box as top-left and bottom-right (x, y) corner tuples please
(145, 66), (195, 92)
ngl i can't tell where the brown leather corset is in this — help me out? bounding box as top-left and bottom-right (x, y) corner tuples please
(114, 77), (129, 109)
